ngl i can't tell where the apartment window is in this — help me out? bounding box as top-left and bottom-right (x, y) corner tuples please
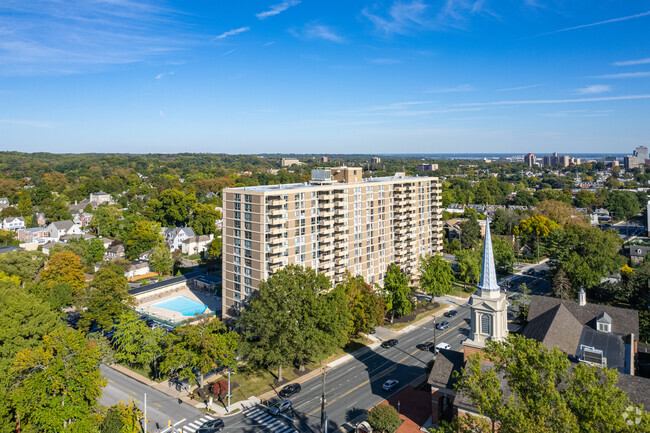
(234, 292), (241, 301)
(234, 283), (241, 291)
(234, 301), (241, 309)
(245, 213), (252, 221)
(234, 211), (241, 219)
(234, 256), (241, 264)
(234, 247), (241, 255)
(234, 221), (241, 229)
(234, 274), (241, 283)
(295, 247), (300, 255)
(245, 249), (252, 258)
(234, 265), (241, 273)
(245, 286), (252, 295)
(234, 203), (241, 211)
(234, 229), (241, 237)
(245, 222), (252, 230)
(245, 268), (252, 276)
(245, 203), (252, 212)
(245, 194), (252, 203)
(245, 277), (252, 286)
(234, 239), (241, 246)
(245, 231), (252, 240)
(245, 259), (252, 267)
(234, 193), (241, 201)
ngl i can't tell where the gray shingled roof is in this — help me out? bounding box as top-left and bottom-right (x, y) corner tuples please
(50, 220), (75, 231)
(427, 349), (465, 390)
(523, 303), (585, 355)
(527, 295), (639, 339)
(617, 374), (650, 410)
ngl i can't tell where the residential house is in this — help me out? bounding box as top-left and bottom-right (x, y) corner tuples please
(125, 260), (152, 281)
(163, 227), (195, 251)
(47, 220), (82, 241)
(181, 234), (214, 256)
(35, 213), (47, 227)
(0, 198), (9, 210)
(3, 216), (25, 232)
(0, 246), (21, 254)
(624, 245), (650, 264)
(16, 227), (48, 243)
(138, 249), (154, 261)
(105, 243), (125, 259)
(42, 242), (66, 255)
(89, 191), (113, 206)
(73, 212), (93, 227)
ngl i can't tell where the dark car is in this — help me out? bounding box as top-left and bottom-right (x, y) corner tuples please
(269, 400), (292, 416)
(525, 269), (536, 275)
(443, 310), (458, 318)
(279, 383), (301, 398)
(436, 321), (450, 330)
(381, 339), (398, 348)
(196, 418), (225, 433)
(417, 341), (435, 351)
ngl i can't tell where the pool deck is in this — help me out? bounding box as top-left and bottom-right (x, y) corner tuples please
(136, 288), (221, 324)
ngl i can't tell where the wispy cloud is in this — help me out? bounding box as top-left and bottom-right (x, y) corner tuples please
(213, 27), (250, 40)
(367, 58), (401, 65)
(575, 84), (611, 94)
(426, 84), (474, 93)
(537, 10), (650, 36)
(540, 109), (613, 118)
(223, 49), (237, 56)
(0, 119), (55, 128)
(0, 0), (192, 76)
(592, 72), (650, 79)
(256, 0), (301, 19)
(296, 24), (345, 43)
(155, 71), (174, 80)
(456, 94), (650, 107)
(262, 41), (276, 46)
(497, 84), (543, 92)
(613, 57), (650, 67)
(363, 0), (429, 35)
(159, 110), (165, 118)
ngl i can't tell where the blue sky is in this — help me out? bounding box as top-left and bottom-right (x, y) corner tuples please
(1, 0), (650, 154)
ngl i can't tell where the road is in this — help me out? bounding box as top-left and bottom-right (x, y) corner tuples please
(103, 261), (553, 433)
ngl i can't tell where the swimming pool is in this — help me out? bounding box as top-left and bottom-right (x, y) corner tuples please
(152, 296), (207, 316)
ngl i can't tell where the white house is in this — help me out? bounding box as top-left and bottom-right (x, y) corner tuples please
(90, 191), (113, 206)
(125, 260), (151, 280)
(181, 234), (214, 256)
(47, 220), (82, 241)
(163, 227), (195, 251)
(3, 216), (26, 231)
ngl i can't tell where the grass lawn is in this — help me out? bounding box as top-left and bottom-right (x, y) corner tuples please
(384, 302), (449, 331)
(119, 363), (166, 383)
(205, 336), (371, 406)
(449, 283), (474, 299)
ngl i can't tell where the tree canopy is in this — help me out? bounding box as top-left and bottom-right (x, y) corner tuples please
(419, 254), (453, 298)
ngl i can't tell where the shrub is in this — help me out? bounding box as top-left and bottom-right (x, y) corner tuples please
(367, 405), (401, 433)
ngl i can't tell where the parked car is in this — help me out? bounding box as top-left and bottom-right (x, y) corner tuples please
(196, 418), (225, 433)
(269, 400), (292, 416)
(435, 342), (451, 353)
(525, 269), (536, 275)
(436, 321), (450, 330)
(417, 341), (435, 351)
(443, 310), (458, 318)
(279, 383), (301, 398)
(381, 339), (398, 348)
(382, 379), (399, 392)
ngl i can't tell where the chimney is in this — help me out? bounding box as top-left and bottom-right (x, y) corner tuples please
(578, 287), (587, 306)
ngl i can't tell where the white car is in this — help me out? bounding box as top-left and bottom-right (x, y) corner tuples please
(382, 379), (399, 392)
(435, 342), (451, 353)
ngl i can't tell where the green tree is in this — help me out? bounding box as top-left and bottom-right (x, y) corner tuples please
(459, 214), (481, 250)
(454, 334), (649, 433)
(87, 238), (107, 264)
(161, 317), (238, 388)
(491, 237), (515, 273)
(121, 220), (165, 260)
(40, 251), (86, 296)
(419, 254), (453, 298)
(340, 274), (386, 336)
(573, 190), (596, 209)
(11, 327), (106, 432)
(79, 264), (135, 332)
(367, 405), (402, 433)
(605, 190), (641, 221)
(41, 197), (72, 221)
(27, 281), (74, 311)
(0, 229), (16, 246)
(552, 268), (572, 300)
(456, 249), (482, 285)
(17, 192), (33, 223)
(0, 250), (47, 284)
(101, 400), (143, 433)
(238, 265), (345, 380)
(149, 244), (172, 275)
(112, 311), (164, 370)
(146, 189), (197, 227)
(0, 282), (61, 433)
(90, 205), (123, 238)
(189, 203), (219, 235)
(384, 263), (412, 322)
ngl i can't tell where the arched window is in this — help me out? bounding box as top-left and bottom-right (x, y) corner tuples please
(481, 314), (490, 334)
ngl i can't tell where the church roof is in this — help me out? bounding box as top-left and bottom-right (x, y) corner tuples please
(477, 218), (499, 292)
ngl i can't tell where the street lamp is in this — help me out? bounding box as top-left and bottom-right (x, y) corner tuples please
(433, 316), (437, 356)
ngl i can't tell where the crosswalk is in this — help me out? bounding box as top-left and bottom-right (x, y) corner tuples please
(243, 405), (297, 432)
(163, 415), (218, 433)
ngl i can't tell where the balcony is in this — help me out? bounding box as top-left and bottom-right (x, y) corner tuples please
(319, 210), (334, 218)
(318, 192), (333, 200)
(321, 243), (334, 252)
(266, 198), (283, 207)
(267, 227), (283, 236)
(333, 233), (346, 243)
(267, 207), (283, 217)
(319, 227), (333, 236)
(334, 192), (346, 200)
(268, 255), (283, 266)
(334, 258), (348, 267)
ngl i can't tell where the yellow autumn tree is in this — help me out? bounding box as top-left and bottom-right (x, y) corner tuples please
(40, 250), (86, 295)
(513, 215), (560, 240)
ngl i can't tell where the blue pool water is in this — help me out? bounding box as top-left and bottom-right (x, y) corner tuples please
(153, 296), (207, 316)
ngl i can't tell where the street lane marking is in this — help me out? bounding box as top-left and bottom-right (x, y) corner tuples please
(304, 320), (466, 417)
(155, 403), (162, 408)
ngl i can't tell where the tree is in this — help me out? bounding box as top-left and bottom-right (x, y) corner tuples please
(535, 199), (588, 227)
(11, 327), (106, 432)
(79, 264), (135, 332)
(573, 190), (596, 209)
(513, 215), (559, 243)
(384, 263), (412, 321)
(459, 214), (481, 250)
(112, 311), (164, 370)
(121, 220), (165, 260)
(0, 229), (16, 246)
(367, 405), (402, 433)
(605, 191), (641, 221)
(149, 244), (173, 275)
(190, 203), (219, 235)
(491, 237), (515, 273)
(161, 317), (238, 388)
(90, 205), (123, 238)
(552, 268), (572, 300)
(419, 254), (453, 298)
(87, 238), (107, 264)
(17, 192), (33, 222)
(100, 400), (143, 433)
(340, 274), (386, 336)
(41, 197), (72, 221)
(238, 265), (345, 381)
(0, 250), (46, 284)
(27, 281), (74, 311)
(454, 334), (649, 433)
(0, 282), (61, 433)
(40, 251), (86, 296)
(456, 249), (481, 285)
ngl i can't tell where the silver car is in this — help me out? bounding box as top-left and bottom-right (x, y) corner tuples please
(269, 400), (292, 416)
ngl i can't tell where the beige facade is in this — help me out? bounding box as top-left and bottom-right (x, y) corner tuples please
(221, 168), (443, 319)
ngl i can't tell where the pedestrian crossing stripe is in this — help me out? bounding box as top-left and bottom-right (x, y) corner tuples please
(242, 405), (297, 432)
(179, 415), (215, 433)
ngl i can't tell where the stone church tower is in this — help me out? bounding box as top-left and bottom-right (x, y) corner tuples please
(463, 218), (509, 360)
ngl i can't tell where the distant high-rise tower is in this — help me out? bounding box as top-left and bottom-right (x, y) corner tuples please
(524, 153), (536, 167)
(634, 146), (649, 165)
(463, 218), (509, 360)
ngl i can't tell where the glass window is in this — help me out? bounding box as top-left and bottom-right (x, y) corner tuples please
(234, 220), (241, 229)
(245, 240), (252, 249)
(234, 193), (241, 201)
(245, 194), (252, 203)
(234, 238), (241, 246)
(245, 277), (252, 285)
(245, 203), (252, 212)
(245, 213), (252, 221)
(234, 211), (241, 219)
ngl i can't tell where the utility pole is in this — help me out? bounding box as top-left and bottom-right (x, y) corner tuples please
(433, 316), (437, 356)
(144, 393), (147, 432)
(227, 369), (231, 413)
(320, 364), (327, 433)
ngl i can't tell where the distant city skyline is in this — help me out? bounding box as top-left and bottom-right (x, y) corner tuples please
(1, 1), (650, 154)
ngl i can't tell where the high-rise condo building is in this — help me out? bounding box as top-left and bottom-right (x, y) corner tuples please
(524, 153), (536, 167)
(221, 167), (443, 319)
